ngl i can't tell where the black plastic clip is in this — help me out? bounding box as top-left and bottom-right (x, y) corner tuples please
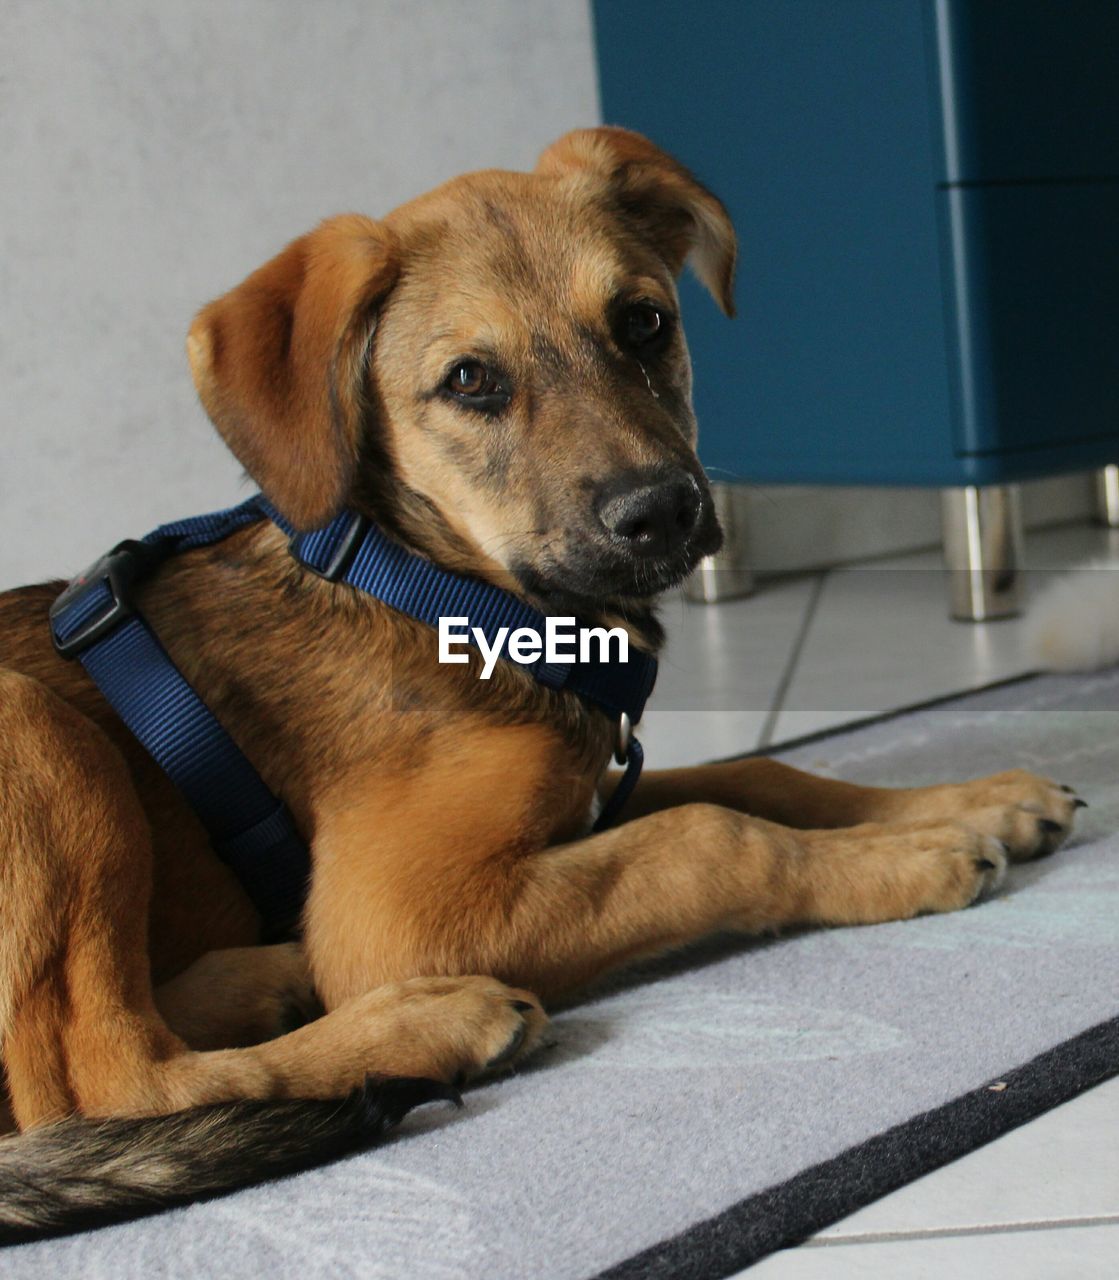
(49, 539), (165, 659)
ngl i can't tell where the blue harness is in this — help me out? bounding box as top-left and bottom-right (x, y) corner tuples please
(48, 497), (657, 937)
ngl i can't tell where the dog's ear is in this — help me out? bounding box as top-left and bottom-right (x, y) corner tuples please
(187, 215), (399, 530)
(536, 127), (736, 316)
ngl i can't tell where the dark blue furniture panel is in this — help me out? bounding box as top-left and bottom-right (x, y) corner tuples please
(941, 183), (1119, 462)
(593, 0), (1119, 488)
(931, 0), (1119, 183)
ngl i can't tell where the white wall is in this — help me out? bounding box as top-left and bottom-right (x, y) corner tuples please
(0, 0), (600, 586)
(1, 2), (1093, 592)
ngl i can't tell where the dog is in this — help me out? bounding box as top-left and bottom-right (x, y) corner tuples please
(0, 127), (1082, 1240)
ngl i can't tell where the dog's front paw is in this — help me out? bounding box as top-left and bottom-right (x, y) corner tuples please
(901, 769), (1084, 862)
(801, 821), (1008, 925)
(893, 822), (1009, 913)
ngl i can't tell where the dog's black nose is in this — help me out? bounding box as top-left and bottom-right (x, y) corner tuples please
(596, 471), (702, 557)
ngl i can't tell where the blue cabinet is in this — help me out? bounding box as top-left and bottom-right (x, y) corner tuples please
(592, 0), (1119, 486)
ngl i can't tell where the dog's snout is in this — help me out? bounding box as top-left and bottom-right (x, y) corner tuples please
(595, 471), (702, 557)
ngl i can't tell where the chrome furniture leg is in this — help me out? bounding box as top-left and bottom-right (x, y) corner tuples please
(940, 485), (1024, 621)
(683, 482), (755, 603)
(1094, 465), (1119, 528)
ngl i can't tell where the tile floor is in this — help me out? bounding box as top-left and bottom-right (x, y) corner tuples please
(642, 519), (1119, 1280)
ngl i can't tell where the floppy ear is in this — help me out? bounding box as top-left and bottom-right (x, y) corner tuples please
(187, 215), (399, 530)
(536, 127), (737, 316)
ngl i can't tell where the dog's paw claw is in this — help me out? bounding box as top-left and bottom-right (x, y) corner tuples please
(915, 771), (1083, 862)
(486, 1018), (529, 1071)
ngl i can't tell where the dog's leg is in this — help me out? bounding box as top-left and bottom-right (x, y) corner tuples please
(0, 671), (544, 1126)
(220, 976), (545, 1097)
(506, 808), (1015, 1000)
(612, 760), (907, 826)
(308, 789), (1013, 1007)
(610, 759), (1080, 861)
(158, 941), (550, 1074)
(154, 944), (322, 1050)
(156, 945), (545, 1074)
(0, 668), (182, 1126)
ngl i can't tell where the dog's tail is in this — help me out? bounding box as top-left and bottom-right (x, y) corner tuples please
(1025, 560), (1119, 671)
(0, 1077), (457, 1245)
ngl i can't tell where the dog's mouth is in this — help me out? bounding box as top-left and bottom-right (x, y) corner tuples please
(512, 507), (723, 611)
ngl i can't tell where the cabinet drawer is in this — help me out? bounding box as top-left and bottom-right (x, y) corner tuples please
(930, 0), (1119, 183)
(940, 181), (1119, 456)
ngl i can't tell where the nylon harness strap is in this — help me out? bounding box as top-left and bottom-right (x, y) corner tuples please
(48, 496), (657, 938)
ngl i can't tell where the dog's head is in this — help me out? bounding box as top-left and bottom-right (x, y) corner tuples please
(188, 128), (736, 614)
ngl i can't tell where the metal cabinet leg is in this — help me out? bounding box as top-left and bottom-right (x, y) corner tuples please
(1095, 465), (1119, 528)
(683, 482), (755, 603)
(940, 485), (1024, 621)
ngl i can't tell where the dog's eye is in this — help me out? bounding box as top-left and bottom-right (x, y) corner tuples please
(622, 303), (669, 350)
(446, 361), (500, 400)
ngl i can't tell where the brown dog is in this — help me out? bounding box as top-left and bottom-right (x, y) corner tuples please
(0, 127), (1080, 1237)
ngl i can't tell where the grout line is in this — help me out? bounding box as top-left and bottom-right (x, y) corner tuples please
(755, 571), (827, 749)
(806, 1214), (1119, 1248)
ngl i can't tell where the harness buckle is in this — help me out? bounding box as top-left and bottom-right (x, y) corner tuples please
(293, 511), (369, 582)
(49, 539), (164, 659)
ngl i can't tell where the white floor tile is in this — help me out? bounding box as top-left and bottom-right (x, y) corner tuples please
(771, 524), (1118, 743)
(742, 1222), (1119, 1279)
(814, 1074), (1119, 1240)
(638, 710), (772, 771)
(641, 575), (818, 767)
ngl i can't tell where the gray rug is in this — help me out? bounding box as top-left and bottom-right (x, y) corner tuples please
(7, 671), (1119, 1278)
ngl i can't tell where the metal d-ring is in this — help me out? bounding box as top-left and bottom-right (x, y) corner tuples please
(614, 712), (632, 765)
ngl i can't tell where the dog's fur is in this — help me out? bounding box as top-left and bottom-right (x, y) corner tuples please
(0, 128), (1081, 1238)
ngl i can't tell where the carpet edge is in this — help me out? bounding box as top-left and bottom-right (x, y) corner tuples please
(590, 1013), (1119, 1279)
